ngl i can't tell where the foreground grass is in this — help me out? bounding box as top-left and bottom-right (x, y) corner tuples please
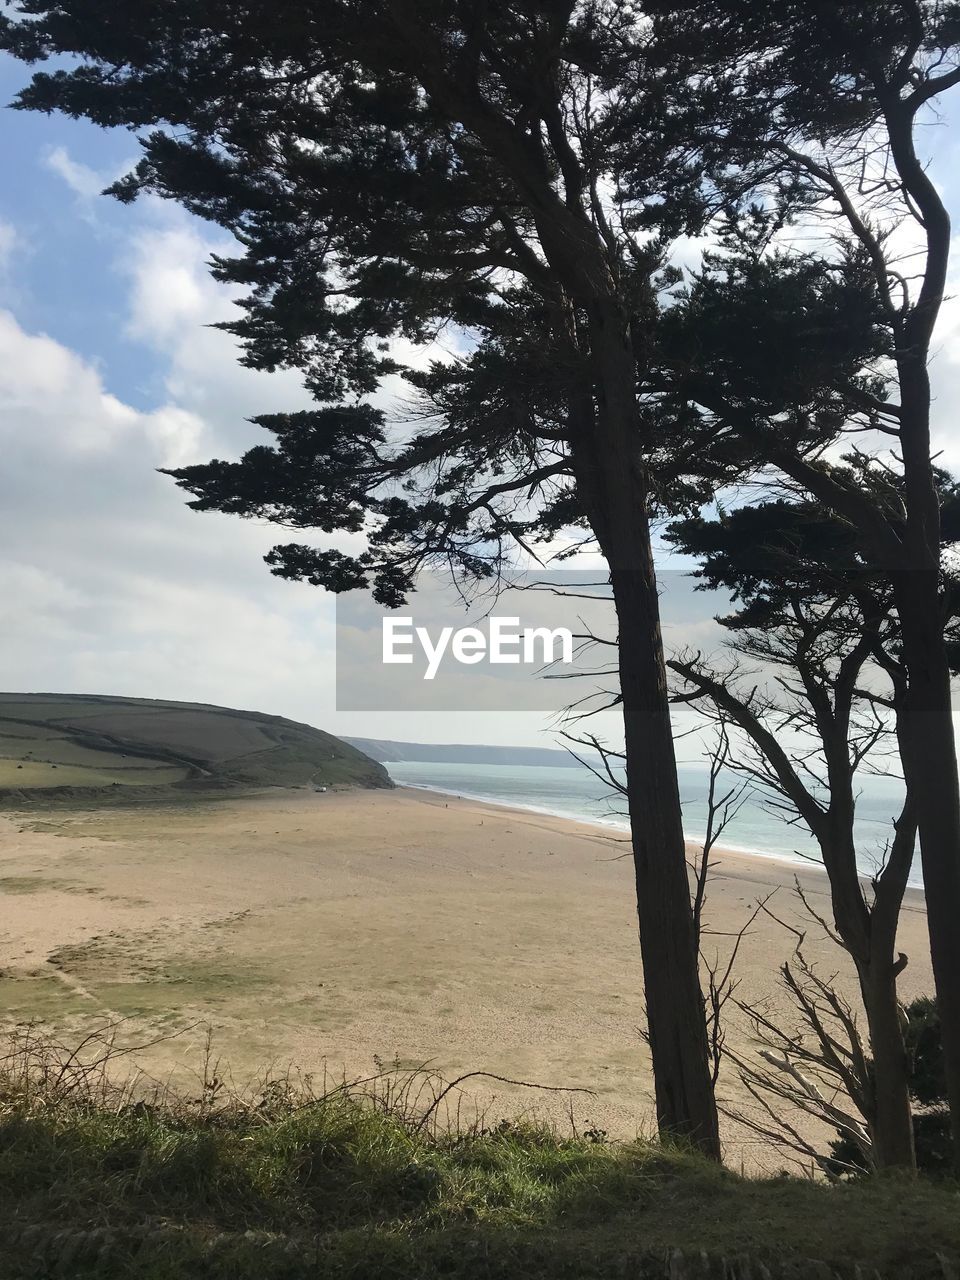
(2, 1077), (960, 1280)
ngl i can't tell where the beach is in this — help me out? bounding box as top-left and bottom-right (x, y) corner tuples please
(0, 785), (932, 1169)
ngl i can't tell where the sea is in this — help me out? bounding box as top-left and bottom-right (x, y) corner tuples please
(384, 758), (924, 890)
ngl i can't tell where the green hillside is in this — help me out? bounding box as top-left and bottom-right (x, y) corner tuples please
(0, 694), (390, 799)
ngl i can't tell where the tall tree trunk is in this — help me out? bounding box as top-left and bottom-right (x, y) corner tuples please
(572, 302), (721, 1159)
(825, 820), (915, 1172)
(893, 565), (960, 1171)
(857, 957), (915, 1171)
(838, 922), (915, 1172)
(856, 795), (917, 1174)
(884, 109), (960, 1174)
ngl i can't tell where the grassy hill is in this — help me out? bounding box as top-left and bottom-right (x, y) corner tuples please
(0, 693), (390, 799)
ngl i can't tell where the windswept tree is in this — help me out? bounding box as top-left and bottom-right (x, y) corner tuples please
(0, 0), (739, 1153)
(666, 494), (912, 1168)
(646, 0), (960, 1167)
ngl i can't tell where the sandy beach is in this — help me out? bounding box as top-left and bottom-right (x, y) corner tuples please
(0, 785), (932, 1169)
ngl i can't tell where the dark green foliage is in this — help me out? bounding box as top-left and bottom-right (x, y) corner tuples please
(0, 0), (850, 605)
(908, 998), (949, 1109)
(644, 1), (960, 154)
(666, 467), (960, 651)
(176, 408), (388, 533)
(658, 246), (892, 438)
(668, 496), (872, 612)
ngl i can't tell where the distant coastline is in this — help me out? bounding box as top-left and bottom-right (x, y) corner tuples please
(343, 736), (591, 769)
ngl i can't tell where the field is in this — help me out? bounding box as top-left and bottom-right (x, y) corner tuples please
(0, 694), (390, 797)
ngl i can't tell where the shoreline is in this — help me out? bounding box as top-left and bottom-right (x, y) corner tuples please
(393, 780), (928, 912)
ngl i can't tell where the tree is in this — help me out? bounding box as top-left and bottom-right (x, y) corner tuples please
(647, 0), (960, 1170)
(727, 943), (894, 1177)
(667, 475), (960, 1168)
(0, 1), (733, 1154)
(666, 491), (924, 1168)
(830, 996), (954, 1176)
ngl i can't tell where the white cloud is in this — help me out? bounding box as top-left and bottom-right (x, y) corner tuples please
(0, 294), (549, 744)
(0, 164), (552, 743)
(44, 145), (106, 200)
(0, 219), (19, 273)
(0, 302), (340, 717)
(118, 211), (314, 458)
(123, 223), (227, 343)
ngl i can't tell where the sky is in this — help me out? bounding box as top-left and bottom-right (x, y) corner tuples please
(2, 52), (960, 751)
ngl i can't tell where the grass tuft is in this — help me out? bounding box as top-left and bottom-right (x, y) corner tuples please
(1, 1024), (958, 1278)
